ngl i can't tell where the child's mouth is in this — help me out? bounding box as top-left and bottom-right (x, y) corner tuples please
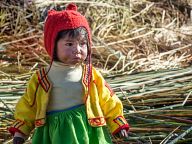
(73, 57), (82, 61)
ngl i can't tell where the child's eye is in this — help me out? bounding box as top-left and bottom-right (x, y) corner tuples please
(80, 42), (86, 46)
(65, 43), (73, 46)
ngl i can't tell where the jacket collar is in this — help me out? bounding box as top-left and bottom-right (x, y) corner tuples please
(37, 64), (90, 93)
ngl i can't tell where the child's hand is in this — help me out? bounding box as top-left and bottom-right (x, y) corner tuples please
(119, 129), (128, 138)
(13, 137), (25, 144)
(115, 129), (128, 138)
(13, 132), (25, 144)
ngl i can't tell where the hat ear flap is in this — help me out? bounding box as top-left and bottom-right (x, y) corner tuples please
(66, 3), (78, 11)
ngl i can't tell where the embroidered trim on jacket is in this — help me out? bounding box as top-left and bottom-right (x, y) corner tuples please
(105, 81), (115, 96)
(37, 68), (50, 92)
(113, 116), (127, 126)
(88, 117), (106, 126)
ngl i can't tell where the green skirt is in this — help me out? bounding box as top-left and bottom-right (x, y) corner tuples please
(32, 105), (112, 144)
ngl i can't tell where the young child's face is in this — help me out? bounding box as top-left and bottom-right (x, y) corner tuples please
(56, 33), (88, 65)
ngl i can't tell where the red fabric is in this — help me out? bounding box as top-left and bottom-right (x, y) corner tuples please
(44, 3), (91, 59)
(8, 127), (26, 136)
(112, 124), (130, 135)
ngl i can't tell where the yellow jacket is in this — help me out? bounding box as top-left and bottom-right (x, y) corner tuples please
(9, 65), (129, 136)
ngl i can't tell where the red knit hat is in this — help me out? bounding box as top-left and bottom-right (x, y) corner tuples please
(44, 3), (92, 59)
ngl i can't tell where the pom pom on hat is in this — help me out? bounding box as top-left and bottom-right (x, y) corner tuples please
(66, 3), (78, 11)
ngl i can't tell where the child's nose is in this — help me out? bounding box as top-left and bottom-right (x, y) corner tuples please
(73, 44), (81, 54)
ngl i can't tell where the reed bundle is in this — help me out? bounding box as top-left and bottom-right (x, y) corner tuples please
(107, 66), (192, 143)
(1, 66), (192, 143)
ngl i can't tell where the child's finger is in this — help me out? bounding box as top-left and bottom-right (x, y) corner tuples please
(121, 130), (125, 137)
(121, 129), (128, 138)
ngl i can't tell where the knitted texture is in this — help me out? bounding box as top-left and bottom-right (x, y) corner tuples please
(44, 3), (91, 59)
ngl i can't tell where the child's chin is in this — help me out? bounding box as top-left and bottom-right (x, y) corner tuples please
(73, 58), (82, 62)
(59, 58), (83, 65)
(70, 60), (82, 65)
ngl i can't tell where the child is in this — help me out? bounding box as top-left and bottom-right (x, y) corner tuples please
(9, 3), (129, 144)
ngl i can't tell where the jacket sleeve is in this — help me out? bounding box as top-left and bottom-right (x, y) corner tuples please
(93, 68), (129, 135)
(9, 72), (38, 136)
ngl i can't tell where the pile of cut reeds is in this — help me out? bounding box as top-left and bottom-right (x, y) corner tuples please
(1, 66), (192, 143)
(108, 66), (192, 144)
(0, 72), (31, 143)
(0, 0), (49, 74)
